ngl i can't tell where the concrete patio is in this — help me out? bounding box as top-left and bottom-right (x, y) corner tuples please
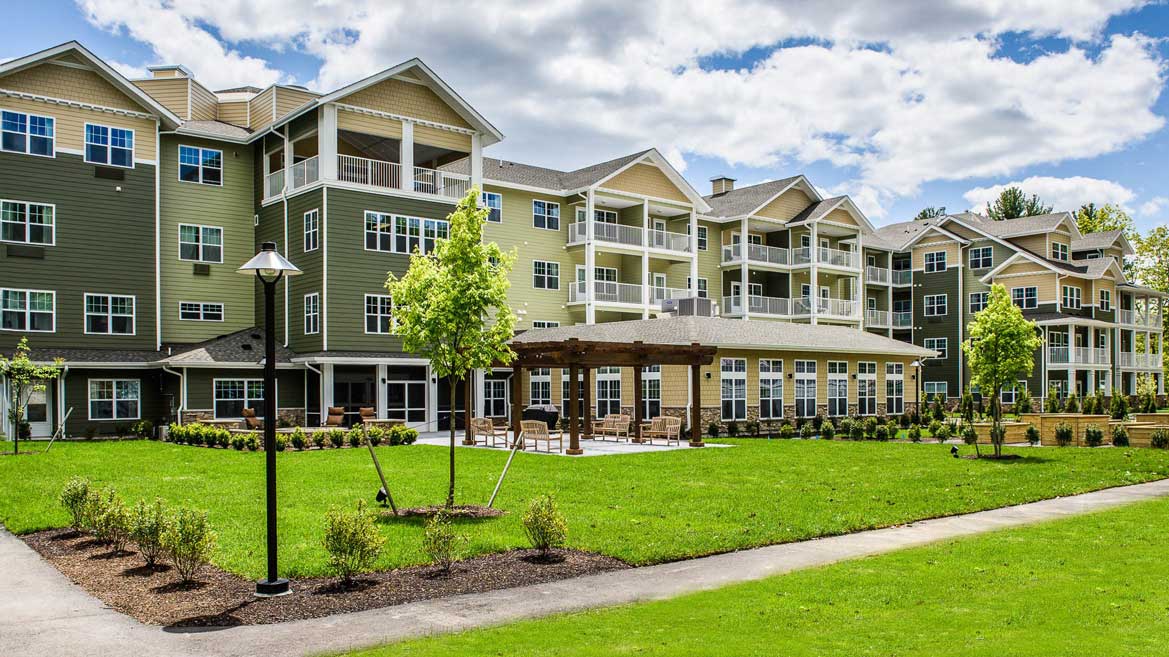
(415, 430), (733, 456)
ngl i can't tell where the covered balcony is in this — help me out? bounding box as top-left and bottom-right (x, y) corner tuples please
(1047, 347), (1110, 366)
(336, 129), (470, 199)
(721, 294), (790, 318)
(865, 308), (890, 327)
(566, 196), (694, 258)
(1119, 352), (1163, 369)
(721, 242), (789, 267)
(568, 280), (644, 306)
(892, 310), (912, 328)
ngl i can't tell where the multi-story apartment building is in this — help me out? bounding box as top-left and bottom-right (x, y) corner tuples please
(0, 41), (1157, 438)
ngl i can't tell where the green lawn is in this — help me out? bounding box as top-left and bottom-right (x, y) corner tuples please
(2, 439), (1169, 579)
(345, 496), (1169, 657)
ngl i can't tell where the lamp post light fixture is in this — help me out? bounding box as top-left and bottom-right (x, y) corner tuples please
(237, 241), (301, 597)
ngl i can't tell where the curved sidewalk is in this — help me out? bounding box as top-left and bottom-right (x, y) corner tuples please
(5, 478), (1169, 657)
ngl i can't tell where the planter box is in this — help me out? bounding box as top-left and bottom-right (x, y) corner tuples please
(1018, 413), (1111, 446)
(972, 421), (1029, 444)
(1131, 413), (1169, 425)
(1120, 423), (1169, 448)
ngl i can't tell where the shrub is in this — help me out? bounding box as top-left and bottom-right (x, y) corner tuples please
(1083, 425), (1104, 448)
(80, 486), (110, 533)
(778, 423), (794, 439)
(1110, 394), (1130, 420)
(290, 427), (307, 451)
(874, 424), (889, 441)
(1151, 428), (1169, 450)
(59, 477), (91, 530)
(1063, 393), (1079, 414)
(245, 433), (260, 451)
(726, 421), (739, 437)
(163, 508), (217, 583)
(129, 498), (170, 567)
(274, 435), (287, 452)
(390, 424), (418, 445)
(132, 419), (154, 440)
(887, 420), (900, 440)
(366, 426), (384, 447)
(907, 424), (922, 442)
(1025, 425), (1040, 446)
(744, 420), (759, 437)
(820, 420), (835, 439)
(862, 417), (878, 439)
(523, 494), (568, 555)
(1112, 424), (1130, 448)
(188, 426), (205, 446)
(313, 432), (328, 449)
(1015, 387), (1033, 414)
(934, 423), (952, 442)
(849, 422), (864, 441)
(1045, 388), (1062, 413)
(899, 414), (911, 429)
(838, 417), (853, 436)
(928, 419), (943, 437)
(707, 422), (720, 438)
(812, 414), (824, 432)
(421, 511), (464, 574)
(347, 427), (364, 447)
(1054, 422), (1074, 447)
(329, 429), (347, 448)
(931, 395), (947, 422)
(1082, 393), (1099, 416)
(799, 422), (814, 439)
(961, 424), (978, 445)
(164, 422), (180, 443)
(322, 499), (385, 581)
(94, 490), (130, 552)
(230, 434), (246, 450)
(216, 428), (230, 448)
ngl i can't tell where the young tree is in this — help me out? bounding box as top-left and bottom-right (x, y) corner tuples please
(985, 187), (1052, 221)
(1075, 203), (1136, 238)
(386, 188), (517, 507)
(914, 206), (947, 221)
(962, 285), (1042, 457)
(0, 337), (64, 455)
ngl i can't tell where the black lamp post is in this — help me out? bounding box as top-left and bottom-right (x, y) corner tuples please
(238, 241), (301, 597)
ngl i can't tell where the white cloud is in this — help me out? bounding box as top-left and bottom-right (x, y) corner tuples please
(962, 175), (1136, 213)
(74, 0), (1164, 218)
(1139, 196), (1169, 216)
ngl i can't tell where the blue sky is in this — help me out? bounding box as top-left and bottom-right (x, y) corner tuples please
(7, 1), (1169, 230)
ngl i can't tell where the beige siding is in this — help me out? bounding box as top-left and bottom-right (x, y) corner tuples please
(601, 163), (689, 203)
(0, 95), (156, 160)
(274, 86), (318, 120)
(754, 188), (813, 221)
(1000, 272), (1058, 303)
(134, 78), (189, 119)
(945, 223), (982, 241)
(217, 100), (249, 127)
(249, 86), (277, 132)
(1009, 234), (1046, 255)
(0, 63), (143, 111)
(997, 260), (1051, 277)
(824, 207), (860, 228)
(337, 109), (403, 139)
(188, 80), (218, 121)
(414, 123), (471, 152)
(341, 77), (472, 129)
(911, 241), (960, 270)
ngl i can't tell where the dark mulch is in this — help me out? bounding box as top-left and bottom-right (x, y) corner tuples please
(393, 504), (505, 519)
(25, 528), (626, 628)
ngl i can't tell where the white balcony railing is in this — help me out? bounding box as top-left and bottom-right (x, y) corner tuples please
(568, 281), (643, 305)
(1119, 352), (1163, 368)
(721, 243), (790, 266)
(652, 287), (691, 304)
(721, 295), (790, 317)
(866, 309), (890, 327)
(1047, 347), (1111, 365)
(264, 169), (285, 199)
(791, 247), (813, 265)
(338, 154), (401, 189)
(569, 222), (645, 247)
(865, 266), (889, 285)
(818, 247), (859, 269)
(821, 297), (858, 318)
(1119, 309), (1164, 329)
(647, 229), (692, 253)
(413, 165), (472, 199)
(892, 270), (913, 285)
(290, 156), (319, 190)
(893, 311), (912, 328)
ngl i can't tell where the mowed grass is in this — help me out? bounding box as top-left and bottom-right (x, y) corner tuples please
(344, 496), (1169, 657)
(2, 439), (1169, 579)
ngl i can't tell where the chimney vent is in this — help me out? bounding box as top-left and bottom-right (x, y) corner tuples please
(710, 175), (736, 195)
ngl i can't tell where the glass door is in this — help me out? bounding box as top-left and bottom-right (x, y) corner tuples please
(26, 383), (51, 437)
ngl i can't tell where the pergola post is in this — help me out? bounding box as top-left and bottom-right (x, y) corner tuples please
(461, 371), (474, 445)
(511, 364), (522, 443)
(568, 364), (582, 455)
(582, 366), (593, 437)
(633, 357), (644, 443)
(690, 355), (704, 447)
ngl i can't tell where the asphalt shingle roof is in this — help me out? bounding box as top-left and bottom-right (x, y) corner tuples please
(1, 347), (164, 364)
(177, 120), (251, 139)
(701, 176), (802, 218)
(464, 150), (654, 191)
(162, 328), (294, 365)
(1072, 230), (1124, 252)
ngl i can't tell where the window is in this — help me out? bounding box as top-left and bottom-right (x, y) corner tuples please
(827, 361), (848, 417)
(85, 294), (135, 335)
(759, 359), (784, 419)
(533, 260), (560, 290)
(642, 365), (661, 420)
(1001, 381), (1026, 404)
(924, 294), (947, 316)
(969, 246), (992, 269)
(1, 200), (54, 245)
(1, 110), (54, 156)
(857, 362), (877, 415)
(721, 358), (747, 421)
(303, 209), (319, 252)
(924, 251), (947, 273)
(970, 292), (988, 314)
(386, 380), (426, 424)
(923, 381), (948, 398)
(178, 145), (222, 185)
(532, 320), (559, 329)
(1011, 286), (1037, 309)
(482, 377), (508, 417)
(886, 363), (904, 415)
(687, 277), (708, 298)
(596, 367), (622, 418)
(84, 124), (133, 167)
(304, 293), (319, 334)
(533, 200), (560, 230)
(1099, 289), (1111, 311)
(480, 191), (502, 223)
(1062, 285), (1082, 310)
(795, 360), (817, 418)
(179, 301), (223, 322)
(530, 368), (552, 406)
(924, 337), (948, 359)
(593, 209), (618, 223)
(88, 379), (140, 420)
(214, 379), (266, 418)
(364, 212), (448, 254)
(687, 224), (708, 251)
(178, 224), (223, 263)
(364, 294), (393, 334)
(1, 289), (54, 332)
(1051, 242), (1069, 261)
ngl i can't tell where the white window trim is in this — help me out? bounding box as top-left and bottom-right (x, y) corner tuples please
(1052, 242), (1069, 261)
(363, 211), (449, 255)
(212, 378), (271, 420)
(530, 368), (552, 406)
(83, 293), (136, 336)
(924, 381), (949, 397)
(304, 293), (320, 335)
(924, 337), (948, 360)
(480, 191), (503, 223)
(0, 199), (55, 246)
(87, 378), (141, 421)
(532, 260), (560, 290)
(1011, 286), (1038, 309)
(0, 108), (55, 158)
(531, 320), (560, 329)
(857, 361), (877, 416)
(363, 293), (395, 334)
(969, 246), (992, 269)
(0, 287), (56, 333)
(84, 122), (135, 169)
(1099, 289), (1111, 311)
(720, 357), (748, 421)
(827, 360), (849, 417)
(924, 294), (948, 316)
(924, 251), (947, 273)
(969, 291), (988, 314)
(759, 358), (783, 420)
(177, 223), (225, 263)
(178, 301), (224, 322)
(532, 200), (561, 231)
(177, 144), (223, 186)
(1062, 285), (1082, 310)
(303, 209), (320, 253)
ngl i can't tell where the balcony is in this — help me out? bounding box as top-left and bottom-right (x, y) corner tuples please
(865, 266), (889, 285)
(1047, 347), (1111, 366)
(1118, 309), (1164, 329)
(818, 246), (859, 270)
(568, 280), (643, 306)
(790, 297), (859, 320)
(264, 169), (285, 199)
(1119, 352), (1164, 369)
(865, 309), (890, 327)
(651, 286), (692, 306)
(791, 247), (812, 265)
(893, 311), (912, 328)
(290, 156), (319, 190)
(332, 155), (470, 200)
(413, 165), (472, 199)
(721, 295), (790, 317)
(721, 243), (790, 267)
(892, 270), (913, 286)
(568, 222), (692, 255)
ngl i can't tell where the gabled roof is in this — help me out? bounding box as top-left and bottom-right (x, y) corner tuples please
(591, 149), (710, 210)
(867, 217), (946, 251)
(964, 212), (1081, 240)
(1072, 229), (1135, 256)
(977, 250), (1125, 284)
(701, 176), (806, 218)
(786, 195), (875, 233)
(162, 328), (295, 366)
(0, 41), (182, 129)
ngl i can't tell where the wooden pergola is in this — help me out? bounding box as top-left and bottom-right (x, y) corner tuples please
(500, 337), (717, 454)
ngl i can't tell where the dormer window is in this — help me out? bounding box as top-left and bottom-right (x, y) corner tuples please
(1051, 242), (1068, 261)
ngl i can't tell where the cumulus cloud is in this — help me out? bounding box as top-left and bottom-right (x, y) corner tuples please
(962, 175), (1136, 213)
(1139, 196), (1169, 216)
(74, 0), (1164, 218)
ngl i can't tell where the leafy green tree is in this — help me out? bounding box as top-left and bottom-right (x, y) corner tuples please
(386, 189), (517, 507)
(962, 285), (1042, 457)
(1133, 225), (1169, 295)
(1075, 203), (1136, 238)
(914, 206), (947, 221)
(0, 337), (63, 454)
(985, 187), (1053, 221)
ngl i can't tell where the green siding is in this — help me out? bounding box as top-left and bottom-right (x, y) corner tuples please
(159, 135), (256, 343)
(182, 367), (306, 411)
(914, 267), (962, 396)
(65, 369), (168, 436)
(0, 152), (156, 350)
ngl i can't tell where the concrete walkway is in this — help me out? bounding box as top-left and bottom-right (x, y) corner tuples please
(5, 478), (1169, 657)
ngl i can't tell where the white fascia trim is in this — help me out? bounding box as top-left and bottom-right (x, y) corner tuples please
(290, 356), (431, 365)
(593, 187), (694, 210)
(164, 128), (250, 145)
(483, 178), (565, 196)
(713, 341), (936, 358)
(0, 88), (156, 121)
(942, 216), (1066, 272)
(163, 362), (305, 370)
(334, 103), (476, 136)
(589, 149), (712, 213)
(899, 224), (971, 250)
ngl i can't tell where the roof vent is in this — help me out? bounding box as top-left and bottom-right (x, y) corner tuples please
(710, 175), (736, 195)
(250, 332), (262, 340)
(241, 343), (253, 351)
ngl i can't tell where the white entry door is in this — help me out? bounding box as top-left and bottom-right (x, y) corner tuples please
(26, 384), (52, 437)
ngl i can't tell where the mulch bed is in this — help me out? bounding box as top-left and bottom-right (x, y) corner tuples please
(25, 528), (627, 627)
(392, 504), (505, 519)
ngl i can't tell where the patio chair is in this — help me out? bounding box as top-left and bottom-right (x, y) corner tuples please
(642, 416), (681, 445)
(242, 407), (262, 431)
(324, 406), (346, 427)
(521, 419), (563, 453)
(358, 407), (377, 423)
(469, 417), (510, 447)
(595, 414), (632, 441)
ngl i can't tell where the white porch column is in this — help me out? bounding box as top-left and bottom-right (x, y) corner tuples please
(1161, 332), (1166, 395)
(319, 103), (338, 180)
(740, 215), (749, 321)
(855, 231), (864, 327)
(470, 133), (483, 191)
(689, 209), (699, 296)
(320, 363), (334, 426)
(400, 121), (414, 192)
(585, 188), (596, 324)
(641, 199), (650, 319)
(282, 126), (293, 193)
(810, 222), (819, 325)
(376, 364), (387, 419)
